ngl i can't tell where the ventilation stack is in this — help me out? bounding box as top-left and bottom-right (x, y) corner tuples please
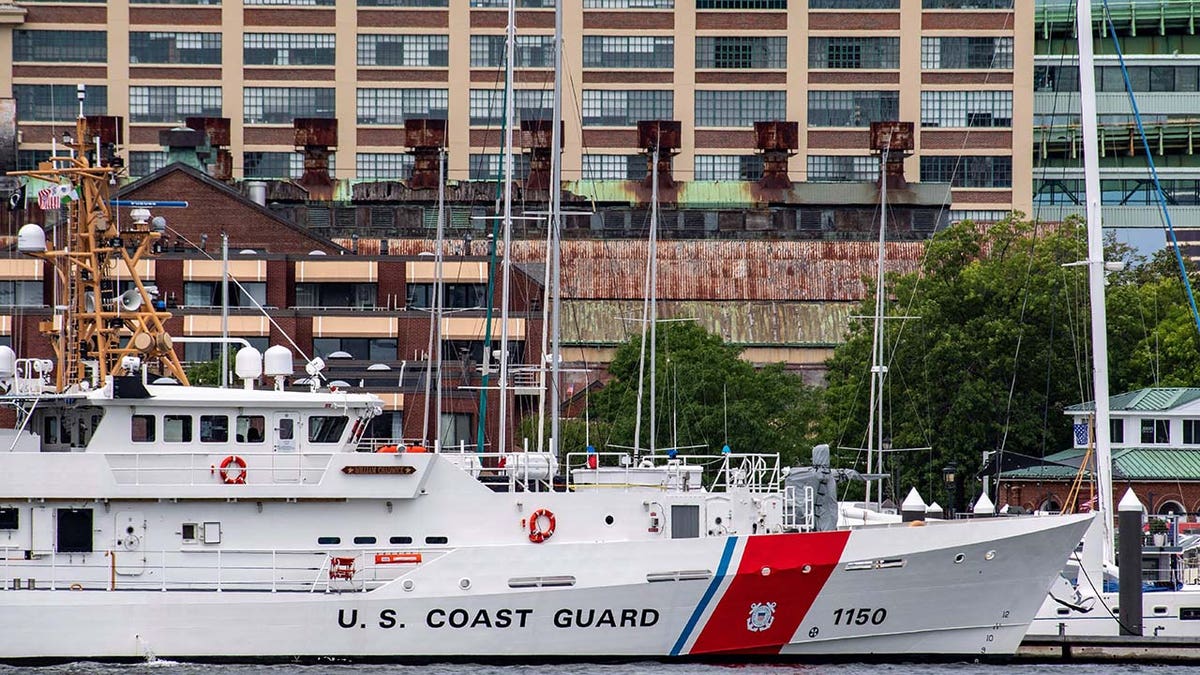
(405, 118), (447, 190)
(158, 125), (210, 171)
(294, 117), (337, 200)
(521, 120), (561, 190)
(637, 120), (681, 189)
(185, 117), (233, 181)
(755, 121), (798, 189)
(83, 115), (125, 170)
(869, 121), (915, 190)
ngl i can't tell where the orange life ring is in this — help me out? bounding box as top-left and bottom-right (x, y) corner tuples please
(528, 508), (556, 543)
(219, 455), (247, 484)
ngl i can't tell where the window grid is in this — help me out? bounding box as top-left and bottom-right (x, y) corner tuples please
(470, 35), (555, 68)
(130, 32), (221, 64)
(923, 0), (1011, 7)
(471, 0), (553, 7)
(14, 85), (108, 122)
(921, 37), (1013, 69)
(1141, 418), (1170, 444)
(14, 30), (107, 62)
(807, 90), (898, 127)
(469, 154), (532, 181)
(244, 152), (306, 178)
(358, 0), (446, 5)
(947, 209), (1008, 223)
(246, 0), (334, 5)
(581, 154), (646, 180)
(696, 0), (785, 7)
(583, 36), (673, 69)
(130, 0), (219, 5)
(695, 155), (763, 181)
(694, 90), (785, 127)
(581, 90), (674, 127)
(920, 156), (1012, 188)
(358, 34), (448, 67)
(357, 88), (449, 125)
(811, 0), (896, 6)
(129, 151), (168, 177)
(130, 86), (222, 123)
(244, 33), (335, 66)
(244, 87), (335, 124)
(583, 0), (673, 6)
(807, 155), (880, 182)
(809, 37), (899, 69)
(696, 37), (786, 69)
(920, 91), (1012, 128)
(470, 89), (554, 126)
(357, 153), (415, 179)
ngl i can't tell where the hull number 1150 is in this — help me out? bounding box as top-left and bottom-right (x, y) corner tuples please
(833, 607), (887, 626)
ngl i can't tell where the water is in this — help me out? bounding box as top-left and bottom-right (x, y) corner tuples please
(0, 663), (1193, 675)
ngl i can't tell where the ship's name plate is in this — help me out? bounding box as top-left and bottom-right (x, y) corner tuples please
(341, 465), (417, 475)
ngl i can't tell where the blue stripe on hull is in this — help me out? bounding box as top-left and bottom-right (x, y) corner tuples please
(670, 536), (738, 656)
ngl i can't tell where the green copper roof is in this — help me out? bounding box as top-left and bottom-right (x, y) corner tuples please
(1002, 447), (1200, 481)
(1066, 388), (1200, 413)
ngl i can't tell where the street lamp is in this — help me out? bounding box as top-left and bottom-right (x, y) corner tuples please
(943, 461), (958, 518)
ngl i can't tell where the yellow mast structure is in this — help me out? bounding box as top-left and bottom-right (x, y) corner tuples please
(8, 114), (188, 391)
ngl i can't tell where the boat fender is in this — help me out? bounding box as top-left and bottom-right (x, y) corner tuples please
(528, 508), (556, 543)
(219, 455), (248, 484)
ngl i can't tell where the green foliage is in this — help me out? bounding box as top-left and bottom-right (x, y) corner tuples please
(185, 351), (234, 387)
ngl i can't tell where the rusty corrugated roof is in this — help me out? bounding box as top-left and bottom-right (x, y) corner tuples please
(344, 238), (926, 302)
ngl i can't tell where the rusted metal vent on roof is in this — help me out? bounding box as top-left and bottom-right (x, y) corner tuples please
(637, 120), (681, 189)
(869, 121), (915, 190)
(522, 120), (563, 190)
(83, 115), (125, 169)
(754, 121), (798, 190)
(294, 118), (337, 200)
(186, 117), (233, 181)
(405, 118), (447, 190)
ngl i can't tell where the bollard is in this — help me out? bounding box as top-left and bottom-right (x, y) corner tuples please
(901, 487), (926, 523)
(1118, 488), (1144, 636)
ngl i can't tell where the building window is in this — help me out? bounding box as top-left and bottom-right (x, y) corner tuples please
(469, 89), (554, 126)
(694, 155), (763, 181)
(582, 154), (646, 180)
(809, 37), (899, 70)
(14, 30), (106, 62)
(244, 33), (335, 66)
(130, 86), (222, 123)
(1184, 420), (1200, 445)
(365, 411), (402, 441)
(440, 412), (473, 448)
(130, 0), (220, 5)
(807, 90), (898, 127)
(920, 91), (1013, 128)
(246, 0), (334, 5)
(1141, 418), (1170, 444)
(356, 88), (449, 125)
(807, 155), (879, 181)
(243, 152), (305, 178)
(695, 90), (785, 127)
(17, 150), (48, 172)
(584, 0), (672, 5)
(129, 151), (168, 178)
(130, 32), (221, 64)
(296, 282), (378, 309)
(811, 0), (896, 5)
(443, 340), (522, 366)
(1110, 418), (1124, 444)
(582, 90), (674, 127)
(470, 35), (555, 68)
(357, 34), (448, 67)
(921, 37), (1013, 69)
(183, 281), (267, 308)
(919, 156), (1012, 188)
(357, 153), (415, 179)
(243, 87), (335, 124)
(0, 281), (44, 307)
(468, 154), (532, 180)
(696, 0), (785, 7)
(313, 338), (397, 361)
(696, 37), (786, 70)
(948, 209), (1008, 223)
(406, 283), (488, 310)
(583, 36), (673, 69)
(471, 0), (552, 6)
(923, 0), (1011, 7)
(358, 0), (445, 5)
(13, 85), (107, 122)
(184, 338), (269, 364)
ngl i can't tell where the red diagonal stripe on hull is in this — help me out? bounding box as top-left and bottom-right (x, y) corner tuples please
(689, 530), (851, 655)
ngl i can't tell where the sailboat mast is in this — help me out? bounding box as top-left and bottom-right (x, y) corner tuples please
(633, 147), (660, 461)
(496, 0), (516, 456)
(434, 149), (447, 449)
(1077, 0), (1115, 564)
(648, 148), (659, 457)
(549, 0), (564, 458)
(865, 149), (888, 507)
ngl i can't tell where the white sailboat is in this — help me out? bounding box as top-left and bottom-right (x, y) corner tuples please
(0, 9), (1091, 661)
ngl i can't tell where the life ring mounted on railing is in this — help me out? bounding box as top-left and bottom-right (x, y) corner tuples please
(528, 508), (556, 543)
(219, 455), (247, 485)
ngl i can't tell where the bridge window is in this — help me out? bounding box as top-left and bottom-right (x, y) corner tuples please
(200, 415), (229, 443)
(164, 415), (193, 443)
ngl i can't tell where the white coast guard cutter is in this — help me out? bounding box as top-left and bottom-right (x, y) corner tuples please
(0, 119), (1092, 663)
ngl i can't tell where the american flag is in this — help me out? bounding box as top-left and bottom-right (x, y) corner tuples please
(1080, 496), (1097, 512)
(37, 187), (60, 210)
(1073, 422), (1090, 446)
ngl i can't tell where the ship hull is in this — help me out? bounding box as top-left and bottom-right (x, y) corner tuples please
(0, 514), (1090, 660)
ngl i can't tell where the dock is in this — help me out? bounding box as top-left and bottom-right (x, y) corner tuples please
(1020, 635), (1200, 662)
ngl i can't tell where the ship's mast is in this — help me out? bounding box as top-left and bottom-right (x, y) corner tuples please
(9, 113), (188, 391)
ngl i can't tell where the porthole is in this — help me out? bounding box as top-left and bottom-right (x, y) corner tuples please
(605, 515), (614, 525)
(390, 536), (413, 545)
(984, 550), (996, 561)
(426, 536), (449, 545)
(354, 536), (377, 545)
(459, 578), (471, 590)
(953, 553), (965, 564)
(318, 536), (341, 545)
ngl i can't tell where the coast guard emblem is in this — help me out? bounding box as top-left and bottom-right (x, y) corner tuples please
(746, 602), (776, 632)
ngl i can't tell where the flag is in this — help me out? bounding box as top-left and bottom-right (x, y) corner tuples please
(1080, 496), (1097, 513)
(53, 183), (78, 204)
(1073, 422), (1090, 446)
(37, 187), (60, 210)
(5, 184), (24, 211)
